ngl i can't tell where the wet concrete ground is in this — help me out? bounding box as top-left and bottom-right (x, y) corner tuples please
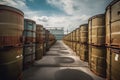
(23, 41), (105, 80)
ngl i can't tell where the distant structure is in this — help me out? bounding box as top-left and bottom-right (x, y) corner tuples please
(46, 27), (64, 40)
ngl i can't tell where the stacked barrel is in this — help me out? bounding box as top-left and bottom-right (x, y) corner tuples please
(79, 24), (88, 62)
(72, 30), (76, 51)
(88, 14), (106, 77)
(0, 4), (56, 80)
(49, 33), (56, 47)
(0, 5), (24, 80)
(45, 29), (50, 51)
(75, 28), (80, 56)
(23, 19), (36, 69)
(63, 32), (72, 48)
(106, 0), (120, 80)
(42, 28), (46, 55)
(35, 24), (44, 60)
(63, 0), (120, 79)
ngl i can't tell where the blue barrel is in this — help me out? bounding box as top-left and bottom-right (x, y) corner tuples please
(24, 19), (36, 43)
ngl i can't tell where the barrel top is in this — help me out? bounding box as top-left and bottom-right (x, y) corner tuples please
(106, 0), (120, 10)
(76, 27), (79, 30)
(24, 19), (36, 24)
(0, 4), (24, 16)
(88, 14), (104, 21)
(80, 23), (88, 27)
(37, 24), (43, 27)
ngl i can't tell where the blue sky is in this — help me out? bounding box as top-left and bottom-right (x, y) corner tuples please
(0, 0), (112, 34)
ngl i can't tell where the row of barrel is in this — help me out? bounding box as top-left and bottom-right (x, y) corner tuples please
(0, 5), (56, 80)
(63, 0), (120, 80)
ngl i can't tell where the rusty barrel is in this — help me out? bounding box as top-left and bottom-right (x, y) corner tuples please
(76, 28), (80, 42)
(45, 30), (50, 51)
(73, 42), (76, 52)
(23, 44), (35, 69)
(0, 5), (23, 80)
(106, 0), (120, 48)
(76, 43), (80, 56)
(80, 44), (88, 62)
(49, 33), (55, 46)
(88, 19), (92, 44)
(43, 28), (46, 55)
(24, 19), (36, 43)
(35, 44), (43, 60)
(36, 24), (43, 43)
(35, 24), (43, 60)
(90, 46), (106, 77)
(72, 30), (76, 42)
(0, 5), (24, 47)
(72, 30), (76, 51)
(89, 14), (105, 46)
(74, 28), (77, 42)
(70, 32), (73, 48)
(80, 24), (88, 44)
(0, 47), (23, 80)
(106, 48), (120, 80)
(88, 45), (92, 68)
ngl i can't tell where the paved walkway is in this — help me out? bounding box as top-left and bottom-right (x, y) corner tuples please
(23, 41), (105, 80)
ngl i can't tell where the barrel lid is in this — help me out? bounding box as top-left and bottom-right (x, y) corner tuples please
(37, 24), (43, 27)
(88, 14), (104, 21)
(106, 0), (120, 10)
(80, 23), (88, 27)
(0, 4), (24, 16)
(24, 19), (36, 24)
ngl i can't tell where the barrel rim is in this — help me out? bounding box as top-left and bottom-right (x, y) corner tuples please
(36, 24), (43, 27)
(88, 14), (105, 21)
(79, 23), (88, 28)
(0, 4), (24, 16)
(106, 0), (120, 10)
(24, 18), (36, 24)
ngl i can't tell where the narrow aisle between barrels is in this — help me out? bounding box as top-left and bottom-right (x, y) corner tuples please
(23, 41), (105, 80)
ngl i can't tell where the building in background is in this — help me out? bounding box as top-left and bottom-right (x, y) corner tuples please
(46, 27), (64, 40)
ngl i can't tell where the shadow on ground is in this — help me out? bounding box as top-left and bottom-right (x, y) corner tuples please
(55, 69), (93, 80)
(54, 57), (75, 63)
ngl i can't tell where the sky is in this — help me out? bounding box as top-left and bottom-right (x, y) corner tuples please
(0, 0), (112, 34)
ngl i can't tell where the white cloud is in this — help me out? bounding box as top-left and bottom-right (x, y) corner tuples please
(0, 0), (112, 34)
(39, 16), (49, 22)
(47, 0), (74, 15)
(0, 0), (26, 8)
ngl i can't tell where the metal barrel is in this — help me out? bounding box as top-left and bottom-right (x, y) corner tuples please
(0, 5), (24, 47)
(45, 30), (50, 51)
(24, 19), (36, 43)
(88, 45), (92, 68)
(80, 44), (88, 62)
(90, 46), (106, 78)
(0, 5), (24, 80)
(36, 24), (43, 43)
(49, 33), (56, 47)
(105, 0), (120, 48)
(88, 19), (92, 44)
(70, 32), (73, 48)
(76, 28), (80, 42)
(80, 24), (88, 44)
(72, 30), (76, 42)
(89, 14), (105, 46)
(23, 43), (35, 69)
(76, 43), (80, 56)
(35, 24), (44, 60)
(35, 44), (43, 60)
(43, 28), (46, 55)
(106, 48), (120, 80)
(0, 47), (23, 80)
